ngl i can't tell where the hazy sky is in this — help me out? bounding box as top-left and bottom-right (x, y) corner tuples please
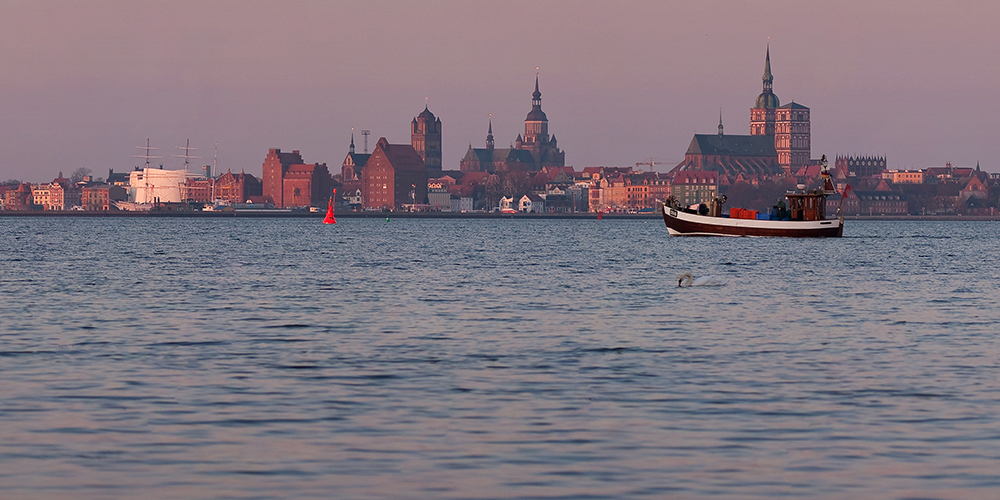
(2, 0), (999, 182)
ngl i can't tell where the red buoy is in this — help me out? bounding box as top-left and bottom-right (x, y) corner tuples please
(323, 189), (337, 224)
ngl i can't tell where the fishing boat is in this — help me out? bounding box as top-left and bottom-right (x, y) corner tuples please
(662, 157), (845, 238)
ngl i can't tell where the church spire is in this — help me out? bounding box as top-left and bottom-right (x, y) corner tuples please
(718, 109), (724, 137)
(762, 44), (773, 92)
(532, 73), (542, 106)
(349, 133), (355, 154)
(486, 116), (494, 150)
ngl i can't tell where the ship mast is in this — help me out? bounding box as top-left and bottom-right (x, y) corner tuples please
(172, 139), (200, 174)
(132, 138), (162, 203)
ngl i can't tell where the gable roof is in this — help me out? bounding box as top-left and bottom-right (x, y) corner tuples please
(687, 134), (777, 157)
(344, 153), (371, 167)
(463, 146), (534, 164)
(372, 137), (425, 172)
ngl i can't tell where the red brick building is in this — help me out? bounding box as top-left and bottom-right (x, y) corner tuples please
(183, 179), (214, 203)
(215, 170), (262, 205)
(361, 137), (427, 210)
(262, 149), (332, 208)
(411, 106), (442, 176)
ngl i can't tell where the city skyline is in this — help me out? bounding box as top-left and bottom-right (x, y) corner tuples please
(2, 0), (999, 182)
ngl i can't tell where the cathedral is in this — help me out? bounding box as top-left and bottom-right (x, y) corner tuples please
(671, 46), (812, 180)
(461, 76), (565, 173)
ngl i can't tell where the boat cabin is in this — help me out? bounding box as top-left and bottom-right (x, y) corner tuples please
(785, 190), (828, 221)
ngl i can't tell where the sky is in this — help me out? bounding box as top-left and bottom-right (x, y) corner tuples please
(2, 0), (999, 182)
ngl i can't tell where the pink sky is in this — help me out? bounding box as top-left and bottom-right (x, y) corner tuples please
(2, 0), (999, 182)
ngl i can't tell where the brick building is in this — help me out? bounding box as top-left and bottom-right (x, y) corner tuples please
(361, 137), (428, 210)
(214, 170), (262, 205)
(411, 106), (442, 176)
(749, 46), (812, 174)
(341, 134), (370, 205)
(262, 149), (332, 208)
(671, 119), (781, 181)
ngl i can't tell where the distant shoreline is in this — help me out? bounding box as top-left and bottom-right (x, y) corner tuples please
(2, 211), (1000, 221)
(0, 211), (651, 220)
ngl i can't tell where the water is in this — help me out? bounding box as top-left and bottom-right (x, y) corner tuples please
(2, 217), (999, 499)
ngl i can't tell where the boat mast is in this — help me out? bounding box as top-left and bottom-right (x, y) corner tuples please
(132, 138), (162, 203)
(172, 139), (200, 174)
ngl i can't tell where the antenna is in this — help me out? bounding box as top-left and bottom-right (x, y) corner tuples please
(172, 138), (200, 173)
(361, 129), (371, 153)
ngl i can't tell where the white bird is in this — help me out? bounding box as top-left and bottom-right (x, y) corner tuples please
(677, 272), (728, 287)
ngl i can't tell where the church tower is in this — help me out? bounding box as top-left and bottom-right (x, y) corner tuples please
(517, 75), (564, 170)
(750, 46), (779, 136)
(411, 105), (442, 176)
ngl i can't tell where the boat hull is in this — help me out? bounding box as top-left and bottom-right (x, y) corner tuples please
(662, 205), (843, 237)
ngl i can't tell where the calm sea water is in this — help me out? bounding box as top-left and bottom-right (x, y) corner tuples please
(2, 216), (999, 499)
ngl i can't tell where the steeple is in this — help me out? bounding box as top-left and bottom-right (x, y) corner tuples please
(753, 45), (779, 110)
(762, 44), (773, 92)
(532, 74), (542, 106)
(349, 133), (355, 154)
(486, 118), (494, 150)
(718, 109), (724, 137)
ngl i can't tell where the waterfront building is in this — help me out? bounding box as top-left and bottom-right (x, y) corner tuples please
(361, 137), (428, 210)
(81, 184), (126, 211)
(341, 134), (370, 204)
(518, 194), (545, 213)
(214, 170), (262, 205)
(411, 106), (443, 177)
(262, 149), (332, 208)
(4, 183), (33, 210)
(182, 178), (214, 203)
(30, 183), (53, 210)
(671, 170), (719, 207)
